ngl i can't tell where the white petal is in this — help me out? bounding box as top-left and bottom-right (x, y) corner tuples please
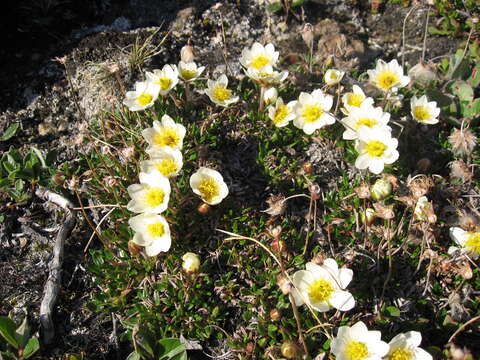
(414, 348), (433, 360)
(338, 268), (353, 289)
(329, 290), (355, 311)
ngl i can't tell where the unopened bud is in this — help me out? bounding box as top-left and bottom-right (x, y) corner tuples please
(302, 161), (313, 174)
(361, 208), (376, 225)
(197, 203), (211, 215)
(301, 23), (314, 48)
(309, 183), (321, 201)
(52, 172), (65, 185)
(128, 240), (142, 256)
(182, 252), (201, 274)
(180, 44), (194, 62)
(271, 238), (286, 253)
(371, 179), (392, 201)
(281, 340), (300, 359)
(264, 87), (278, 105)
(277, 274), (292, 295)
(270, 308), (282, 321)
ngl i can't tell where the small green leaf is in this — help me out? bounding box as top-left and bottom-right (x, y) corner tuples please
(386, 306), (401, 317)
(0, 123), (20, 142)
(267, 2), (283, 13)
(466, 62), (480, 88)
(291, 0), (305, 7)
(23, 337), (40, 359)
(126, 352), (141, 360)
(0, 317), (19, 349)
(461, 98), (480, 118)
(157, 338), (187, 360)
(451, 80), (474, 102)
(426, 89), (452, 108)
(14, 317), (30, 349)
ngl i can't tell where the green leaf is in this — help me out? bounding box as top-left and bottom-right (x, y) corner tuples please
(126, 352), (141, 360)
(466, 62), (480, 88)
(291, 0), (305, 7)
(267, 2), (283, 13)
(23, 337), (40, 359)
(157, 338), (187, 360)
(451, 80), (474, 102)
(386, 306), (401, 317)
(426, 89), (452, 108)
(461, 98), (480, 118)
(0, 317), (19, 349)
(14, 317), (30, 349)
(0, 123), (20, 142)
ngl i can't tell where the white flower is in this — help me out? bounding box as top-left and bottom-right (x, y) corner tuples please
(413, 196), (435, 222)
(182, 252), (201, 273)
(341, 103), (391, 140)
(177, 61), (205, 81)
(386, 331), (432, 360)
(324, 69), (345, 86)
(127, 169), (171, 214)
(129, 213), (171, 256)
(190, 167), (229, 205)
(268, 97), (297, 127)
(331, 321), (389, 360)
(293, 90), (335, 135)
(264, 87), (278, 105)
(205, 74), (239, 107)
(141, 147), (183, 178)
(141, 114), (186, 152)
(123, 81), (160, 111)
(367, 59), (410, 93)
(291, 259), (355, 312)
(245, 66), (288, 84)
(341, 85), (374, 115)
(449, 227), (480, 259)
(240, 42), (279, 71)
(410, 95), (440, 125)
(354, 127), (399, 174)
(146, 64), (179, 96)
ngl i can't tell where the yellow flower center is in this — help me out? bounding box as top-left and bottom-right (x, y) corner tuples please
(145, 187), (165, 208)
(348, 93), (364, 107)
(308, 279), (334, 303)
(181, 69), (197, 80)
(273, 105), (290, 125)
(330, 72), (338, 79)
(156, 77), (172, 91)
(198, 178), (219, 203)
(377, 70), (399, 90)
(250, 54), (270, 70)
(146, 222), (165, 237)
(355, 118), (377, 129)
(155, 158), (178, 177)
(345, 341), (369, 360)
(465, 232), (480, 254)
(213, 86), (232, 102)
(413, 106), (430, 121)
(389, 349), (413, 360)
(153, 127), (181, 148)
(365, 140), (387, 157)
(303, 104), (323, 123)
(136, 93), (153, 107)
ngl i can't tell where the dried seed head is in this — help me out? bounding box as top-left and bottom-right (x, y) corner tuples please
(371, 178), (393, 201)
(270, 308), (282, 321)
(120, 146), (135, 161)
(373, 202), (395, 220)
(281, 341), (300, 359)
(309, 183), (321, 200)
(407, 176), (434, 199)
(263, 194), (286, 216)
(301, 23), (314, 48)
(302, 161), (314, 174)
(416, 158), (431, 173)
(355, 182), (371, 199)
(276, 274), (292, 295)
(457, 209), (479, 232)
(395, 195), (417, 207)
(448, 128), (477, 156)
(449, 159), (473, 183)
(128, 240), (143, 256)
(408, 61), (438, 86)
(413, 196), (437, 224)
(180, 44), (194, 62)
(267, 225), (282, 239)
(197, 203), (212, 215)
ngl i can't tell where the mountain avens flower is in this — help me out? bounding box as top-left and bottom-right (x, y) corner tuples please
(240, 42), (279, 71)
(205, 74), (239, 107)
(268, 97), (297, 127)
(331, 321), (389, 360)
(128, 213), (171, 256)
(245, 66), (288, 85)
(367, 59), (410, 93)
(177, 61), (205, 81)
(354, 127), (399, 174)
(341, 103), (391, 140)
(263, 87), (278, 105)
(190, 167), (229, 205)
(146, 64), (179, 96)
(449, 227), (480, 259)
(324, 69), (345, 86)
(410, 95), (440, 125)
(141, 147), (183, 178)
(123, 81), (160, 111)
(342, 85), (374, 115)
(127, 169), (171, 214)
(386, 331), (432, 360)
(291, 259), (355, 312)
(142, 114), (186, 152)
(293, 90), (335, 135)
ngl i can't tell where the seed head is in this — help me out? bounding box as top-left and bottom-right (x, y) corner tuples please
(448, 128), (477, 156)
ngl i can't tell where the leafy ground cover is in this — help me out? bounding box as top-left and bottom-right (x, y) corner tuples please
(1, 1), (480, 359)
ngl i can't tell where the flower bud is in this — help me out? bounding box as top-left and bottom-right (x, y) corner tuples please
(324, 69), (345, 86)
(52, 172), (65, 185)
(281, 340), (300, 359)
(276, 274), (292, 295)
(182, 252), (201, 274)
(370, 178), (392, 201)
(270, 309), (282, 321)
(271, 238), (286, 253)
(263, 87), (278, 105)
(180, 44), (194, 62)
(197, 203), (211, 215)
(361, 208), (376, 225)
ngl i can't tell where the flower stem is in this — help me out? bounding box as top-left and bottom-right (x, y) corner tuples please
(259, 86), (266, 112)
